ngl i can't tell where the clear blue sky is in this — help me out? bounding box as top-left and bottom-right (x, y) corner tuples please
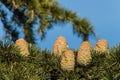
(40, 0), (120, 50)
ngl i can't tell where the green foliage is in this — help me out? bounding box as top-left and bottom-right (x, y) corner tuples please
(2, 0), (95, 42)
(0, 43), (120, 80)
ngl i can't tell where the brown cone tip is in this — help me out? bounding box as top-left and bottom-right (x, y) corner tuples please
(94, 39), (108, 52)
(15, 39), (30, 56)
(53, 36), (68, 57)
(79, 41), (92, 50)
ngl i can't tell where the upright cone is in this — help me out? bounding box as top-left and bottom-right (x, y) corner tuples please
(60, 50), (75, 71)
(94, 39), (108, 53)
(14, 39), (30, 56)
(77, 41), (92, 66)
(53, 36), (68, 57)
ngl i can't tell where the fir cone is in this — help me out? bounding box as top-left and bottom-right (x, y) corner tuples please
(60, 50), (75, 71)
(77, 41), (92, 66)
(94, 39), (108, 53)
(53, 36), (68, 57)
(14, 39), (30, 56)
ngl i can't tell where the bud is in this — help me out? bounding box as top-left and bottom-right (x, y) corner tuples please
(53, 36), (68, 57)
(94, 39), (108, 53)
(77, 41), (92, 66)
(60, 50), (75, 71)
(14, 39), (30, 56)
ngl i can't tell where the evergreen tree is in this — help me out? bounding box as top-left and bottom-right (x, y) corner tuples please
(0, 0), (95, 45)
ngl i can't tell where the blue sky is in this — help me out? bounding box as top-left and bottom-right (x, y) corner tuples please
(41, 0), (120, 50)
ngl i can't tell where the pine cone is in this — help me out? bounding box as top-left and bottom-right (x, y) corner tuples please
(53, 36), (68, 57)
(77, 41), (92, 66)
(60, 50), (75, 71)
(14, 39), (30, 56)
(94, 39), (108, 53)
